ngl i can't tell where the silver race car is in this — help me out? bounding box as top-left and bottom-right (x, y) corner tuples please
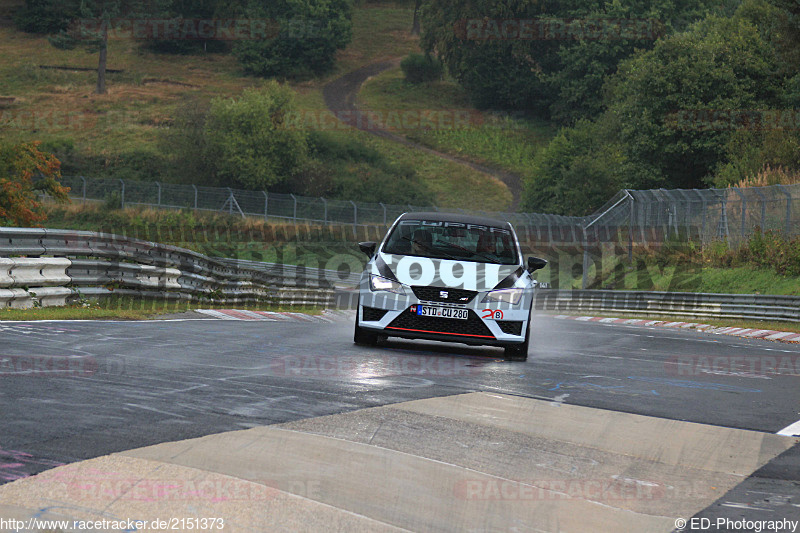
(354, 213), (547, 361)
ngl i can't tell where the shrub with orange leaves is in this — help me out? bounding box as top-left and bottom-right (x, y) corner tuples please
(0, 141), (70, 227)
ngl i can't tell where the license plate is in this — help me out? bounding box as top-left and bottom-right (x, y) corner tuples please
(415, 306), (468, 320)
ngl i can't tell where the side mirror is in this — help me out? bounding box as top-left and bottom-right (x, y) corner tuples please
(359, 241), (377, 258)
(527, 256), (547, 272)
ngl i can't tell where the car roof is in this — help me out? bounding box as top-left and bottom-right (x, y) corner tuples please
(397, 212), (513, 229)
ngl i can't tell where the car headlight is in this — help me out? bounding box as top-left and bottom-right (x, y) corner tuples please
(482, 288), (523, 305)
(369, 275), (406, 295)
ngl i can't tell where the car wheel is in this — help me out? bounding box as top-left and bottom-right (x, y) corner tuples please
(354, 302), (378, 346)
(504, 315), (530, 362)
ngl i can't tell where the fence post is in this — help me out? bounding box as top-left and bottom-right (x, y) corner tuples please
(581, 226), (589, 290)
(192, 184), (198, 209)
(380, 202), (386, 225)
(80, 176), (87, 204)
(263, 191), (268, 220)
(777, 184), (792, 236)
(627, 191), (634, 264)
(695, 189), (707, 244)
(156, 181), (161, 207)
(350, 200), (357, 237)
(290, 194), (297, 223)
(321, 197), (327, 225)
(119, 179), (125, 209)
(754, 188), (767, 230)
(732, 187), (747, 243)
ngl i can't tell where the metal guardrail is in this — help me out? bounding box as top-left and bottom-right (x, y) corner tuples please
(2, 227), (797, 321)
(0, 227), (335, 308)
(533, 290), (800, 322)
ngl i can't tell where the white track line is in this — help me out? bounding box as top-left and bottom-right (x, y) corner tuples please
(777, 419), (800, 437)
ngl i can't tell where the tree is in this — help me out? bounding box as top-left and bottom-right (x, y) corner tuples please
(233, 0), (353, 79)
(48, 1), (165, 94)
(13, 0), (81, 34)
(421, 0), (719, 123)
(607, 14), (783, 189)
(0, 142), (70, 227)
(522, 119), (627, 216)
(411, 0), (421, 35)
(165, 82), (308, 190)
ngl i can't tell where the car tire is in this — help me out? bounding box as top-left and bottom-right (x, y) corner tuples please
(354, 303), (378, 346)
(504, 315), (530, 362)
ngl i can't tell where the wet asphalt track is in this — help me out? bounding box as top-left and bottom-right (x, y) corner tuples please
(1, 314), (799, 528)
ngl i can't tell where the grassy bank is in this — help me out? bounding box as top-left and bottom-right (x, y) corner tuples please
(0, 2), (510, 211)
(359, 67), (555, 177)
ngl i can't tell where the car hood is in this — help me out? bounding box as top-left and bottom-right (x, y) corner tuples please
(370, 252), (524, 291)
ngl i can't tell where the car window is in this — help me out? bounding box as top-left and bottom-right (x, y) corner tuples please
(382, 220), (519, 265)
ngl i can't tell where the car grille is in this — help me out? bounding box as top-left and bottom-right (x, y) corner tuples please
(387, 309), (494, 338)
(497, 320), (523, 336)
(411, 286), (477, 304)
(362, 306), (388, 322)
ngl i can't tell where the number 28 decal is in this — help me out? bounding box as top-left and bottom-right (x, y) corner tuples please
(482, 308), (503, 320)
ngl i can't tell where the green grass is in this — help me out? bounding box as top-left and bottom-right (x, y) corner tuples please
(1, 2), (511, 210)
(0, 297), (325, 321)
(359, 68), (556, 176)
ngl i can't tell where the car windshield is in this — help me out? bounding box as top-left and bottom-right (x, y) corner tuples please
(382, 219), (519, 265)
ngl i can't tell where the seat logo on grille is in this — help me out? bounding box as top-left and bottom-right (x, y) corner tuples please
(440, 291), (449, 299)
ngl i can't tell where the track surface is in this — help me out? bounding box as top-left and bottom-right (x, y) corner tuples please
(2, 315), (799, 528)
(3, 315), (799, 473)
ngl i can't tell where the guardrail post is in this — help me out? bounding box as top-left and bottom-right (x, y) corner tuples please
(263, 191), (269, 220)
(192, 184), (198, 209)
(321, 197), (327, 225)
(119, 179), (125, 208)
(80, 176), (87, 205)
(290, 194), (297, 223)
(777, 184), (792, 236)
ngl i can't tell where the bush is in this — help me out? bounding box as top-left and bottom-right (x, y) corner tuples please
(400, 53), (443, 84)
(521, 118), (626, 216)
(233, 0), (353, 79)
(170, 82), (308, 190)
(13, 0), (79, 34)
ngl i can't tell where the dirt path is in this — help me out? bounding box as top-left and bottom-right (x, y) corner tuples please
(322, 59), (523, 210)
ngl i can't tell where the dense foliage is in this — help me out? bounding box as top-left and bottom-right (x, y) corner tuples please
(233, 0), (353, 79)
(400, 53), (443, 84)
(0, 142), (70, 226)
(519, 0), (800, 215)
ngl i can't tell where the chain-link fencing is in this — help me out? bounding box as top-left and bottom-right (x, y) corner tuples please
(57, 176), (798, 247)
